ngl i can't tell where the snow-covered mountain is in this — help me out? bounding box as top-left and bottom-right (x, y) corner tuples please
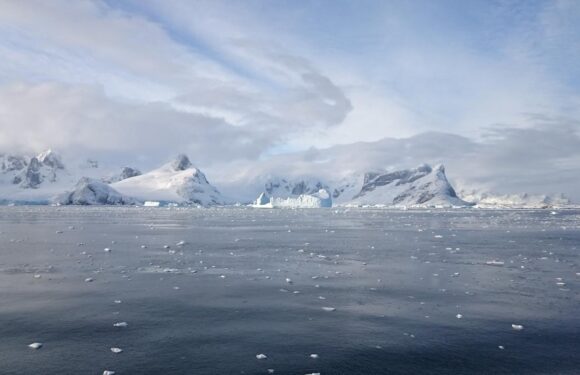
(346, 164), (471, 207)
(0, 150), (100, 203)
(0, 150), (141, 203)
(1, 149), (66, 189)
(56, 178), (137, 205)
(251, 165), (470, 207)
(0, 148), (573, 208)
(111, 154), (225, 206)
(459, 190), (570, 209)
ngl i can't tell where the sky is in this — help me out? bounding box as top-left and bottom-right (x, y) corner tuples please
(0, 0), (579, 197)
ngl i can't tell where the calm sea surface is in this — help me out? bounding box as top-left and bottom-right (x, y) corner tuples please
(0, 207), (578, 374)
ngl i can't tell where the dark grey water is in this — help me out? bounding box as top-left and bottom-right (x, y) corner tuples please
(0, 207), (578, 375)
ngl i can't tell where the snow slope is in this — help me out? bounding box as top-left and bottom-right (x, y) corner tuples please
(112, 155), (225, 206)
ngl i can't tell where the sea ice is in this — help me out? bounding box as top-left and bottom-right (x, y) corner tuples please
(28, 342), (43, 349)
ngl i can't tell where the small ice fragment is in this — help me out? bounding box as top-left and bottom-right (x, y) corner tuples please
(485, 260), (505, 266)
(176, 240), (186, 246)
(104, 248), (111, 252)
(28, 342), (43, 349)
(310, 354), (319, 359)
(285, 278), (292, 284)
(220, 275), (226, 279)
(256, 353), (268, 359)
(113, 322), (128, 327)
(498, 345), (505, 350)
(322, 307), (336, 312)
(141, 245), (147, 249)
(110, 347), (123, 354)
(103, 371), (116, 375)
(434, 235), (443, 238)
(163, 245), (170, 249)
(511, 324), (524, 331)
(113, 300), (122, 304)
(456, 314), (463, 319)
(85, 277), (94, 283)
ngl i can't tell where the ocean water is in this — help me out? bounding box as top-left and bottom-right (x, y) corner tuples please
(0, 207), (578, 375)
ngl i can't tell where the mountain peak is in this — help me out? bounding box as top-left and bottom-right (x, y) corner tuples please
(171, 154), (192, 171)
(36, 149), (65, 169)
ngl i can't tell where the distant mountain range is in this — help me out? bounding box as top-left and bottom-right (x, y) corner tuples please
(0, 150), (572, 208)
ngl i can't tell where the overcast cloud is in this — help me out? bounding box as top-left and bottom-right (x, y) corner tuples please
(0, 0), (579, 199)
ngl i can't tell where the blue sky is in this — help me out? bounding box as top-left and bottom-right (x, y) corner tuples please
(0, 0), (579, 196)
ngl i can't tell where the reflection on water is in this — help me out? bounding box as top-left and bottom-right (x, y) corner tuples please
(0, 207), (578, 374)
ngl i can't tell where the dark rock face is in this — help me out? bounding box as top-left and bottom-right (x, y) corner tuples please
(1, 155), (27, 172)
(38, 151), (65, 169)
(172, 154), (192, 171)
(265, 179), (329, 196)
(119, 167), (141, 180)
(20, 157), (42, 188)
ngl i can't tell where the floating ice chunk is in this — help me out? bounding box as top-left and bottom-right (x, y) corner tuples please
(176, 240), (187, 246)
(85, 277), (94, 282)
(103, 371), (116, 375)
(113, 300), (122, 304)
(104, 248), (111, 252)
(498, 345), (505, 350)
(113, 322), (128, 327)
(456, 314), (463, 319)
(485, 260), (505, 266)
(511, 324), (524, 331)
(28, 342), (43, 349)
(305, 373), (321, 375)
(322, 307), (336, 312)
(285, 278), (293, 284)
(310, 354), (319, 359)
(110, 347), (123, 354)
(256, 353), (268, 359)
